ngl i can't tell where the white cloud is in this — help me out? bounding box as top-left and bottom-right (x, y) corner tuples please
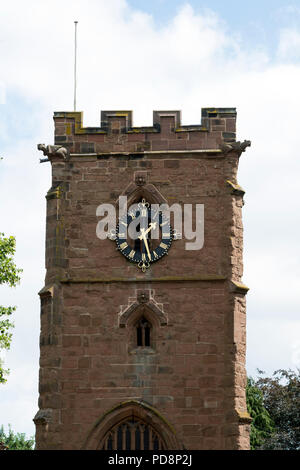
(278, 28), (300, 61)
(0, 360), (38, 438)
(0, 83), (5, 105)
(247, 317), (300, 378)
(0, 0), (300, 438)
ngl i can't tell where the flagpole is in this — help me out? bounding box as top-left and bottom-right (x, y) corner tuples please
(74, 21), (78, 111)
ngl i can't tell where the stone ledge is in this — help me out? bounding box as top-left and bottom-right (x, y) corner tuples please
(60, 275), (228, 284)
(236, 409), (252, 424)
(70, 149), (223, 157)
(38, 284), (56, 297)
(226, 180), (246, 197)
(129, 347), (156, 355)
(230, 280), (250, 295)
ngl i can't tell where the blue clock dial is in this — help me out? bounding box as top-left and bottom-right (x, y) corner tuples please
(115, 199), (173, 272)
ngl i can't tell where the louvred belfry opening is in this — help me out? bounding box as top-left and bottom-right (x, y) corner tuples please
(101, 417), (166, 450)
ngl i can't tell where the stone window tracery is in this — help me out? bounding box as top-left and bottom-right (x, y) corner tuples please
(101, 417), (166, 450)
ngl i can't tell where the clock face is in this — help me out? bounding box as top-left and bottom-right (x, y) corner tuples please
(115, 199), (173, 272)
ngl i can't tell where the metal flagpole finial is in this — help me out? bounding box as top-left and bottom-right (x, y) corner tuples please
(74, 21), (78, 111)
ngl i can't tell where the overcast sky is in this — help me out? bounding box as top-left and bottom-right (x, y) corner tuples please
(0, 0), (300, 439)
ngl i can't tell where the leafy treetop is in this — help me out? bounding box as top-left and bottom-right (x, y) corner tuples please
(0, 232), (22, 384)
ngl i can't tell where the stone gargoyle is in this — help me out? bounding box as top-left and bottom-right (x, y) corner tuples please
(220, 140), (251, 154)
(37, 144), (68, 160)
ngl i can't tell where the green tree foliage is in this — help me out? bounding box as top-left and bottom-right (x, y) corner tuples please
(247, 369), (300, 450)
(246, 377), (274, 449)
(0, 425), (34, 450)
(0, 232), (22, 383)
(255, 369), (300, 450)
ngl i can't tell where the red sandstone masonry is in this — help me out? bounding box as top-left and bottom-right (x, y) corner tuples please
(35, 108), (251, 450)
(53, 108), (236, 154)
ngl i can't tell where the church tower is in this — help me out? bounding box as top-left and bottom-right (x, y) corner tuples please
(34, 108), (251, 450)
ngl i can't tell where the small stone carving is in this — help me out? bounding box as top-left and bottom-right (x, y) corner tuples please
(33, 408), (53, 425)
(220, 140), (251, 154)
(135, 173), (146, 186)
(37, 144), (68, 160)
(137, 291), (149, 304)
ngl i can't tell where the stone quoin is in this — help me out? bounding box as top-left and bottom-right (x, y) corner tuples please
(35, 108), (252, 450)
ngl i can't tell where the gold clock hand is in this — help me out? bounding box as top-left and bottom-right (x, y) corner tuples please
(138, 222), (157, 240)
(143, 236), (151, 261)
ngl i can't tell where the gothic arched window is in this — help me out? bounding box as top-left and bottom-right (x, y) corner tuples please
(101, 417), (166, 450)
(82, 400), (181, 450)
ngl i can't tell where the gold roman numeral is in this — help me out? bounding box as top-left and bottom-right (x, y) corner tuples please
(120, 242), (128, 250)
(129, 250), (135, 259)
(160, 242), (168, 249)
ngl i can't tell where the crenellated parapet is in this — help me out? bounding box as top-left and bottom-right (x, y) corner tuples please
(52, 108), (241, 155)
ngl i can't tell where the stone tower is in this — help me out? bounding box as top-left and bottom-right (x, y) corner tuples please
(34, 108), (251, 450)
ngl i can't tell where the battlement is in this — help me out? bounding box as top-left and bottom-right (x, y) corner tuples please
(53, 108), (237, 155)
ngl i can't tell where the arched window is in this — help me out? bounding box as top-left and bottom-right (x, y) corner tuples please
(82, 400), (181, 450)
(136, 316), (152, 347)
(101, 417), (166, 450)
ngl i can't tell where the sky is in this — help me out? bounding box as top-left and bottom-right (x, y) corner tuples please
(0, 0), (300, 439)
